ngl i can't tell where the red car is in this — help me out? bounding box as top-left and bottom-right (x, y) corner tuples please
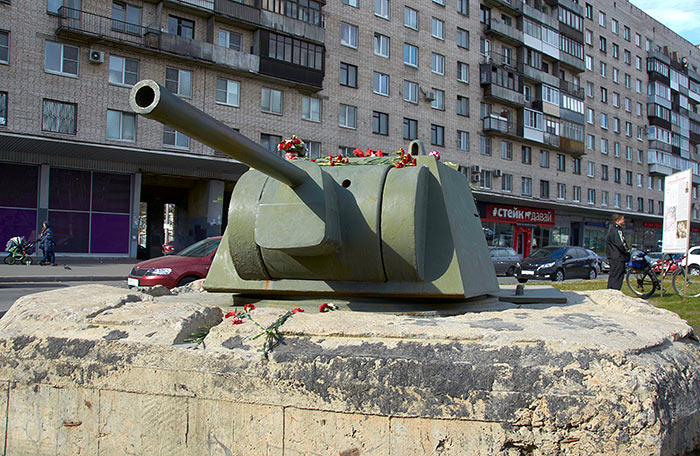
(128, 236), (221, 289)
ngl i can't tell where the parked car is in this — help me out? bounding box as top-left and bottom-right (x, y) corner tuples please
(651, 252), (683, 274)
(128, 236), (221, 289)
(584, 249), (603, 275)
(162, 240), (176, 255)
(679, 247), (700, 269)
(515, 246), (598, 283)
(489, 247), (522, 276)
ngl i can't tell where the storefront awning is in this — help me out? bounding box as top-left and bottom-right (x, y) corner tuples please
(0, 132), (250, 180)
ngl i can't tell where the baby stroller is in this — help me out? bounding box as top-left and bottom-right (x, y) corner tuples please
(4, 236), (36, 265)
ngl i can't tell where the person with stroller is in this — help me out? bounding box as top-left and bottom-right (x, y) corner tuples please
(39, 221), (57, 266)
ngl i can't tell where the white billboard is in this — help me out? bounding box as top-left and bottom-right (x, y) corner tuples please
(662, 169), (693, 253)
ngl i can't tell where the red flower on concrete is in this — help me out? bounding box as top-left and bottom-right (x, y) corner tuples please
(291, 308), (304, 314)
(243, 304), (256, 313)
(224, 312), (236, 319)
(319, 303), (337, 312)
(230, 316), (243, 325)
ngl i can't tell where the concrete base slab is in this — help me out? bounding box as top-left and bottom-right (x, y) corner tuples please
(495, 284), (568, 304)
(0, 285), (699, 455)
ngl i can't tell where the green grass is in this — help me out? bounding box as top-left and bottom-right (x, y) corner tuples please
(551, 279), (700, 332)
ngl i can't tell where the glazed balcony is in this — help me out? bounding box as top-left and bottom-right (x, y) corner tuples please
(172, 0), (215, 11)
(482, 115), (519, 137)
(56, 7), (259, 74)
(214, 0), (261, 26)
(648, 150), (700, 177)
(484, 19), (523, 46)
(546, 0), (584, 16)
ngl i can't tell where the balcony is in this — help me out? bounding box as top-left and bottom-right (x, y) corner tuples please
(559, 79), (584, 99)
(543, 132), (560, 148)
(259, 57), (323, 88)
(484, 19), (523, 45)
(482, 0), (523, 16)
(482, 115), (519, 137)
(690, 111), (700, 124)
(481, 83), (525, 107)
(214, 0), (261, 27)
(56, 7), (259, 74)
(546, 0), (584, 16)
(558, 51), (585, 73)
(172, 0), (214, 11)
(648, 150), (700, 177)
(519, 63), (559, 86)
(560, 136), (584, 155)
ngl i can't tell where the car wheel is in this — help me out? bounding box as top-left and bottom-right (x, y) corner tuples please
(587, 268), (597, 280)
(506, 266), (515, 276)
(552, 269), (565, 282)
(176, 276), (200, 287)
(517, 278), (528, 283)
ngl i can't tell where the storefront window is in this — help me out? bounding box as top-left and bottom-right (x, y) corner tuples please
(583, 228), (606, 254)
(533, 226), (551, 250)
(0, 163), (39, 245)
(551, 226), (570, 246)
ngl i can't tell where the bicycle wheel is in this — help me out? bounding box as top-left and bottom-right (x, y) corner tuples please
(626, 269), (657, 299)
(3, 255), (15, 265)
(672, 266), (700, 298)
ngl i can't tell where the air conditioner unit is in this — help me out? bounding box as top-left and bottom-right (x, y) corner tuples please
(471, 165), (481, 174)
(494, 169), (503, 177)
(424, 91), (435, 102)
(88, 50), (104, 64)
(471, 174), (481, 183)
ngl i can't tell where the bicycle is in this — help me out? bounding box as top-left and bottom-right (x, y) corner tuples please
(671, 262), (700, 298)
(625, 251), (680, 299)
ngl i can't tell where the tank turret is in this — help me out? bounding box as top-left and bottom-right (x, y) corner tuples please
(130, 80), (499, 310)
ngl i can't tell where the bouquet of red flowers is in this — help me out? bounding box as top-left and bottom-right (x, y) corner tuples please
(278, 135), (305, 159)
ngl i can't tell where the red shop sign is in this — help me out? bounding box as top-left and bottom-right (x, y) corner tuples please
(642, 222), (662, 229)
(484, 204), (555, 226)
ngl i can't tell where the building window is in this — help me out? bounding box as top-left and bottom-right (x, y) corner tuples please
(598, 11), (605, 27)
(304, 140), (322, 159)
(522, 177), (532, 196)
(339, 104), (356, 129)
(601, 138), (608, 154)
(481, 135), (492, 156)
(648, 199), (654, 214)
(626, 170), (633, 185)
(659, 201), (664, 215)
(585, 55), (593, 71)
(163, 125), (189, 149)
(522, 146), (531, 164)
(457, 0), (469, 16)
(623, 25), (630, 41)
(585, 3), (592, 19)
(601, 164), (609, 181)
(573, 157), (581, 175)
(611, 18), (618, 34)
(502, 174), (513, 192)
(374, 33), (390, 58)
(501, 140), (512, 160)
(112, 2), (142, 34)
(372, 111), (389, 135)
(586, 108), (594, 124)
(457, 28), (469, 49)
(431, 89), (445, 110)
(108, 55), (138, 86)
(637, 173), (643, 187)
(573, 186), (581, 202)
(614, 193), (621, 208)
(456, 96), (469, 116)
(600, 113), (608, 129)
(587, 161), (595, 177)
(0, 30), (8, 64)
(165, 67), (192, 98)
(539, 150), (549, 168)
(106, 109), (135, 142)
(588, 188), (596, 204)
(612, 91), (619, 106)
(404, 7), (418, 29)
(431, 124), (444, 146)
(343, 0), (358, 6)
(456, 62), (470, 84)
(302, 96), (321, 122)
(614, 167), (621, 183)
(481, 170), (492, 189)
(613, 117), (620, 133)
(167, 15), (194, 39)
(45, 41), (79, 77)
(404, 43), (418, 66)
(218, 29), (241, 50)
(432, 18), (444, 40)
(261, 87), (282, 114)
(340, 62), (358, 88)
(403, 80), (418, 103)
(540, 180), (550, 199)
(375, 0), (390, 19)
(637, 197), (644, 212)
(557, 154), (565, 171)
(431, 53), (445, 75)
(341, 23), (358, 48)
(268, 33), (323, 70)
(557, 183), (566, 200)
(404, 117), (417, 140)
(602, 191), (609, 206)
(625, 195), (632, 209)
(0, 92), (6, 126)
(586, 82), (594, 97)
(215, 78), (240, 107)
(261, 133), (283, 155)
(48, 0), (80, 16)
(42, 99), (76, 134)
(457, 130), (469, 150)
(599, 36), (606, 53)
(373, 72), (390, 96)
(600, 87), (607, 103)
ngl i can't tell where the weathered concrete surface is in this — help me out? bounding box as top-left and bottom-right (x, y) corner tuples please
(0, 285), (699, 455)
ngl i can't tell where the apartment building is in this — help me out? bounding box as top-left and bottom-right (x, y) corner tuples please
(1, 0), (699, 258)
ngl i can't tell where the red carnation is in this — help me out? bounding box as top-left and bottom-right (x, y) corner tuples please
(353, 148), (364, 157)
(291, 308), (304, 314)
(231, 316), (243, 325)
(243, 304), (256, 313)
(412, 158), (417, 166)
(376, 150), (384, 157)
(319, 303), (331, 312)
(224, 311), (236, 319)
(293, 138), (301, 144)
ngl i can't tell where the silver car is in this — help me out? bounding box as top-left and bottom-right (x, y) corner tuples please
(489, 247), (522, 276)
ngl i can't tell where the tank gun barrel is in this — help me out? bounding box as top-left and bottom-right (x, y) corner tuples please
(129, 79), (307, 188)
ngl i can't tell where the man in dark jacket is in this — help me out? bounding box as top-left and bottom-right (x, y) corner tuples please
(606, 213), (630, 289)
(39, 221), (56, 266)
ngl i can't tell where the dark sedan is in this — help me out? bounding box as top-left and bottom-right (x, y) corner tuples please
(516, 246), (599, 282)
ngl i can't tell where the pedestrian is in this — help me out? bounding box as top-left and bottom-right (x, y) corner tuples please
(38, 221), (56, 266)
(606, 213), (630, 290)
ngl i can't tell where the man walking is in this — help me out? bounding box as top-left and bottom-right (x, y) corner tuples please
(606, 213), (630, 289)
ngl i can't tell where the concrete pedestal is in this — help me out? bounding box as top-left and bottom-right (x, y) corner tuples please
(0, 285), (699, 455)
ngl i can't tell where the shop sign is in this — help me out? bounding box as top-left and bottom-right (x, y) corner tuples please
(662, 169), (692, 253)
(484, 204), (555, 226)
(643, 222), (662, 229)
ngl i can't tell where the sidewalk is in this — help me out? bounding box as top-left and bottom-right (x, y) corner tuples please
(0, 257), (140, 283)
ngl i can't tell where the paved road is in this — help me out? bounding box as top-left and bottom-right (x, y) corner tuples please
(0, 281), (127, 317)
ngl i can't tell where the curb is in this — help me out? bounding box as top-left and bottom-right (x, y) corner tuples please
(0, 276), (126, 284)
